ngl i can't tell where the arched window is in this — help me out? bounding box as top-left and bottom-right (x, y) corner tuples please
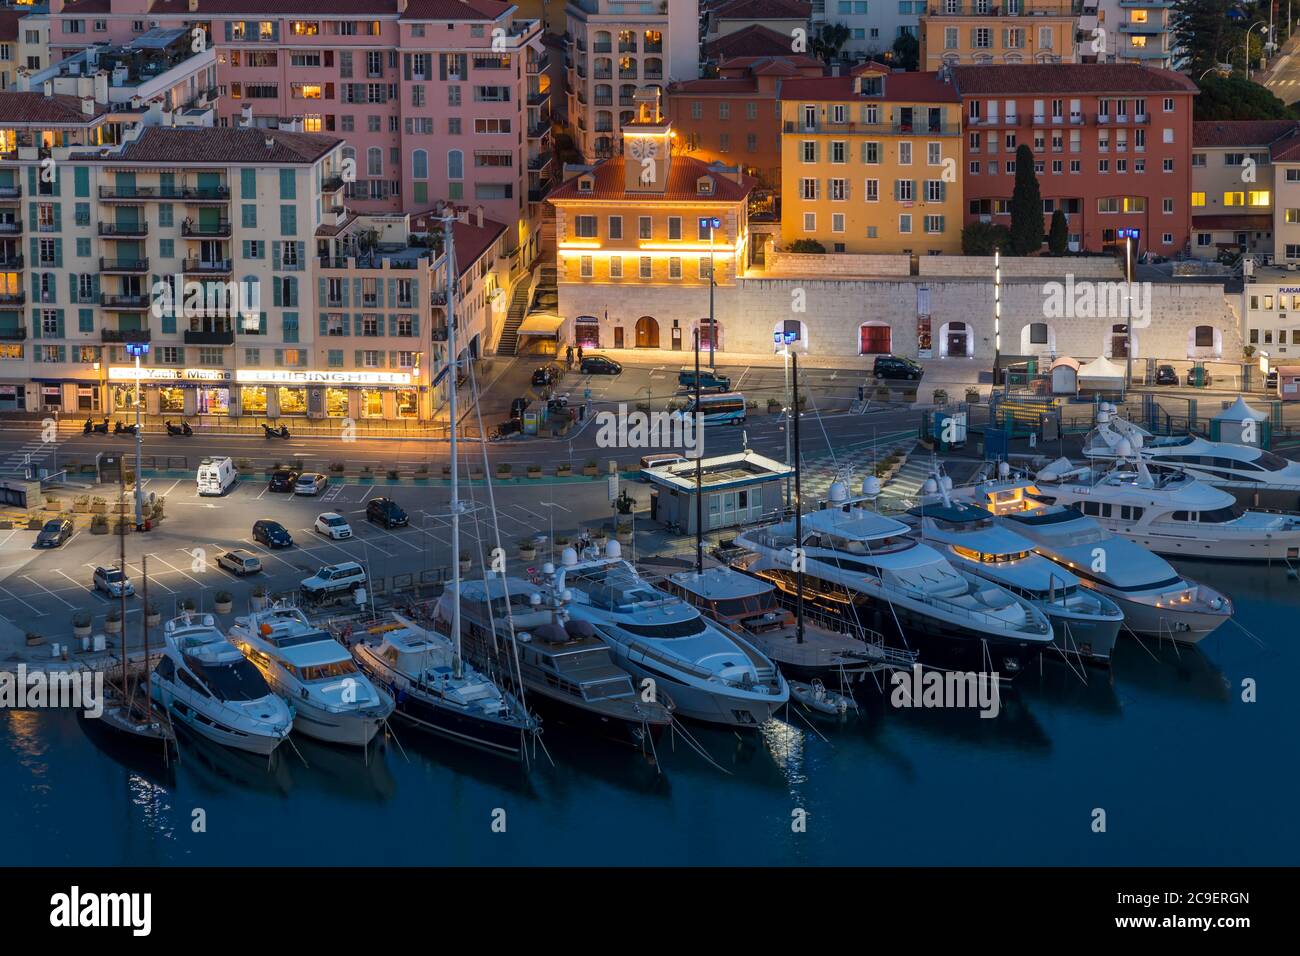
(1029, 322), (1048, 345)
(366, 146), (382, 177)
(412, 149), (428, 179)
(448, 149), (463, 180)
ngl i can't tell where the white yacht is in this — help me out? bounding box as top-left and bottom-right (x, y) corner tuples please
(961, 469), (1232, 643)
(229, 605), (394, 747)
(150, 614), (294, 755)
(900, 490), (1124, 666)
(732, 496), (1055, 678)
(552, 542), (789, 728)
(352, 614), (539, 761)
(1035, 456), (1300, 563)
(1084, 406), (1300, 509)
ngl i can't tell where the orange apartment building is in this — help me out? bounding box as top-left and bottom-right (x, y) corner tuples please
(666, 54), (824, 190)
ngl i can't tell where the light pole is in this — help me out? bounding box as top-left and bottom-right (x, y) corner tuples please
(700, 216), (720, 368)
(1246, 21), (1270, 80)
(126, 340), (149, 529)
(1118, 227), (1138, 390)
(993, 249), (1001, 386)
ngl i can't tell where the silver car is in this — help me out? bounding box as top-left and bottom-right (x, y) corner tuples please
(93, 565), (135, 598)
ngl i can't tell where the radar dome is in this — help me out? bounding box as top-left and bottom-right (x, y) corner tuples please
(606, 540), (622, 558)
(922, 477), (938, 495)
(997, 460), (1010, 478)
(828, 480), (848, 503)
(561, 547), (578, 567)
(542, 562), (555, 575)
(1116, 438), (1134, 458)
(862, 476), (881, 498)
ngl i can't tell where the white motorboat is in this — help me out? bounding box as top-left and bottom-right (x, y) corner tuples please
(961, 468), (1232, 643)
(230, 605), (394, 747)
(150, 613), (293, 755)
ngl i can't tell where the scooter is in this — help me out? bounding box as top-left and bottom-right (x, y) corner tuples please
(165, 420), (193, 437)
(113, 420), (138, 436)
(261, 423), (291, 439)
(91, 417), (110, 435)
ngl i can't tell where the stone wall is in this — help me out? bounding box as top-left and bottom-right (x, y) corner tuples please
(762, 246), (911, 278)
(917, 256), (1123, 279)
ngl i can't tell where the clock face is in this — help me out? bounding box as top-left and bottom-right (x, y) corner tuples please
(628, 137), (658, 161)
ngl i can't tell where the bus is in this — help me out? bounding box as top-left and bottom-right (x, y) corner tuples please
(683, 392), (747, 426)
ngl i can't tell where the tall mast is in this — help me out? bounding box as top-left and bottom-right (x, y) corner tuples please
(792, 351), (804, 646)
(141, 554), (150, 719)
(694, 328), (703, 576)
(118, 468), (128, 691)
(443, 211), (462, 680)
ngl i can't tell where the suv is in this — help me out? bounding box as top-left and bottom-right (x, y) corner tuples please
(366, 497), (409, 528)
(532, 363), (561, 387)
(268, 468), (300, 492)
(873, 355), (923, 381)
(93, 565), (135, 598)
(300, 562), (367, 602)
(1154, 365), (1178, 386)
(217, 549), (263, 576)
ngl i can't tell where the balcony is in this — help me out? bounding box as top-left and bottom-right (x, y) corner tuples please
(526, 52), (550, 74)
(782, 120), (960, 136)
(594, 93), (611, 106)
(644, 69), (663, 80)
(182, 219), (232, 238)
(322, 175), (346, 193)
(98, 185), (230, 202)
(183, 257), (233, 275)
(0, 327), (27, 341)
(100, 222), (149, 238)
(529, 120), (552, 138)
(183, 328), (235, 345)
(0, 291), (25, 306)
(0, 221), (23, 235)
(528, 89), (551, 106)
(0, 255), (22, 269)
(100, 257), (149, 274)
(592, 42), (612, 53)
(101, 328), (152, 342)
(0, 184), (19, 201)
(100, 295), (152, 311)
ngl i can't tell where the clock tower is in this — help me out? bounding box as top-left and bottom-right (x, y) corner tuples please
(623, 88), (673, 194)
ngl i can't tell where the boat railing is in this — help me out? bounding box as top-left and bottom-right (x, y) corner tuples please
(614, 628), (776, 692)
(889, 578), (1051, 636)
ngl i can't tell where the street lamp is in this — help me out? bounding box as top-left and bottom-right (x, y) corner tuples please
(1245, 22), (1269, 81)
(1117, 228), (1139, 390)
(700, 216), (720, 369)
(993, 249), (1001, 386)
(126, 340), (149, 529)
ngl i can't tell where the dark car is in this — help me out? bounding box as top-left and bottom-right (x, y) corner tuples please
(366, 497), (409, 529)
(35, 517), (73, 548)
(580, 355), (622, 375)
(253, 519), (293, 548)
(1186, 369), (1214, 388)
(509, 397), (530, 421)
(873, 355), (923, 381)
(532, 363), (561, 387)
(267, 468), (300, 492)
(1154, 364), (1178, 386)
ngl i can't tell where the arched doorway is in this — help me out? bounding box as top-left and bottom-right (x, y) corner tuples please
(859, 321), (891, 355)
(1187, 324), (1222, 359)
(696, 318), (720, 351)
(1110, 323), (1130, 359)
(575, 316), (600, 349)
(635, 315), (659, 348)
(940, 321), (970, 358)
(1020, 321), (1055, 355)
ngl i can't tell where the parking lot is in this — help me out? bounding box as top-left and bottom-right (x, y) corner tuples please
(0, 472), (634, 636)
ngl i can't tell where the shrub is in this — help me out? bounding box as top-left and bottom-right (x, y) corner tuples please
(497, 463), (512, 475)
(215, 590), (232, 604)
(329, 462), (345, 473)
(932, 388), (949, 405)
(106, 608), (122, 623)
(72, 611), (92, 629)
(178, 597), (196, 612)
(787, 238), (826, 254)
(386, 468), (400, 480)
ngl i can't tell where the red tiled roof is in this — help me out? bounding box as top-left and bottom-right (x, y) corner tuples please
(1191, 214), (1272, 230)
(54, 0), (112, 13)
(950, 64), (1198, 96)
(547, 157), (756, 203)
(400, 0), (512, 19)
(73, 127), (342, 164)
(1269, 127), (1300, 162)
(147, 0), (395, 13)
(670, 77), (759, 95)
(406, 206), (509, 272)
(0, 92), (108, 125)
(748, 55), (824, 75)
(778, 71), (960, 103)
(1193, 120), (1300, 148)
(712, 0), (811, 19)
(704, 24), (799, 60)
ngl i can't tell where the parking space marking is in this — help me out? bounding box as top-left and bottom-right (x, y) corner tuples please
(20, 574), (77, 610)
(53, 568), (89, 592)
(152, 551), (208, 588)
(0, 584), (43, 616)
(369, 526), (424, 552)
(238, 539), (300, 571)
(296, 532), (358, 562)
(358, 485), (378, 503)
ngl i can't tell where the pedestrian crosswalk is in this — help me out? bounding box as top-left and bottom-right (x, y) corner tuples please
(0, 437), (62, 478)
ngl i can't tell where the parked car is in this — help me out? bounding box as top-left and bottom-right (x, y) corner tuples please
(366, 497), (409, 529)
(532, 363), (561, 387)
(300, 561), (367, 602)
(1186, 369), (1215, 387)
(580, 355), (622, 375)
(267, 468), (300, 492)
(295, 473), (329, 496)
(35, 517), (73, 548)
(93, 565), (135, 598)
(314, 512), (353, 540)
(253, 519), (293, 548)
(217, 549), (263, 576)
(873, 355), (923, 381)
(1154, 364), (1178, 386)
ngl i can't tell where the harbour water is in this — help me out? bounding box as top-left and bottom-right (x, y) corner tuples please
(2, 557), (1294, 867)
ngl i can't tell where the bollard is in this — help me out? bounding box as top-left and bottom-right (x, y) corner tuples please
(92, 634), (106, 652)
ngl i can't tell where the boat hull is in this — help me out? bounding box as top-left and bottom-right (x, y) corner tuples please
(612, 651), (783, 728)
(525, 689), (668, 750)
(290, 703), (388, 747)
(1103, 592), (1229, 644)
(150, 680), (288, 756)
(1041, 607), (1122, 666)
(1116, 528), (1300, 563)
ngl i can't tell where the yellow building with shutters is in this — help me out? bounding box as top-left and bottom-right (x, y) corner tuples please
(778, 65), (964, 256)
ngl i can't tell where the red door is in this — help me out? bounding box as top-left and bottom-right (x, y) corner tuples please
(860, 324), (891, 355)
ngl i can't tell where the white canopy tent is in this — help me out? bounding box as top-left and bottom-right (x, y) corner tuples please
(1077, 355), (1126, 394)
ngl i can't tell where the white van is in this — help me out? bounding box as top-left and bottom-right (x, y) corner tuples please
(196, 456), (237, 496)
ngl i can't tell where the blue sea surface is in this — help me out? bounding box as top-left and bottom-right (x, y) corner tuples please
(2, 559), (1295, 866)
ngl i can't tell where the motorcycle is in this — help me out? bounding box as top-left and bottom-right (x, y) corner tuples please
(112, 420), (138, 436)
(83, 417), (93, 435)
(165, 420), (193, 437)
(261, 423), (291, 439)
(91, 417), (110, 435)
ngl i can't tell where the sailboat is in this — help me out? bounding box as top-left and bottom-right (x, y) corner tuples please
(350, 207), (538, 760)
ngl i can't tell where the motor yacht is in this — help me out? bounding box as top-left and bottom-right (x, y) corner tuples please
(960, 467), (1232, 643)
(230, 605), (394, 747)
(551, 542), (788, 728)
(150, 613), (293, 755)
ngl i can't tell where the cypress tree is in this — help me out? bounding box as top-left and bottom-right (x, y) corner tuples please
(1009, 143), (1044, 256)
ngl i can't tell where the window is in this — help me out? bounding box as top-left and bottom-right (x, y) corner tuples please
(608, 216), (623, 240)
(579, 256), (593, 278)
(803, 212), (816, 232)
(574, 215), (598, 238)
(899, 214), (912, 234)
(865, 179), (879, 202)
(639, 257), (652, 279)
(639, 216), (652, 239)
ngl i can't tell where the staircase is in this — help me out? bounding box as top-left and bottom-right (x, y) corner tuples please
(496, 282), (533, 356)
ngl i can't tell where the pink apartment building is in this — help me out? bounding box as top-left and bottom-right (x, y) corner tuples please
(46, 0), (552, 263)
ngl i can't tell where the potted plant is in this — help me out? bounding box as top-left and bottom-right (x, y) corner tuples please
(329, 461), (345, 474)
(145, 602), (161, 627)
(214, 590), (233, 614)
(591, 526), (609, 548)
(459, 551), (472, 574)
(26, 516), (42, 531)
(519, 539), (537, 560)
(359, 465), (374, 481)
(90, 514), (109, 535)
(556, 462), (572, 477)
(250, 585), (268, 612)
(90, 496), (107, 515)
(615, 490), (634, 515)
(386, 468), (400, 481)
(236, 457), (253, 474)
(72, 611), (92, 641)
(25, 631), (44, 648)
(150, 498), (166, 521)
(876, 385), (891, 400)
(496, 463), (513, 479)
(767, 397), (782, 414)
(616, 521), (633, 544)
(415, 464), (429, 479)
(177, 597), (196, 614)
(105, 608), (122, 635)
(965, 387), (981, 404)
(932, 388), (949, 405)
(73, 494), (91, 513)
(527, 464), (542, 479)
(583, 459), (599, 477)
(441, 463), (453, 477)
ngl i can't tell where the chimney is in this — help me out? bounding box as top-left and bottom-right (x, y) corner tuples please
(475, 205), (484, 228)
(81, 97), (95, 116)
(43, 80), (53, 99)
(265, 136), (276, 150)
(188, 0), (199, 11)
